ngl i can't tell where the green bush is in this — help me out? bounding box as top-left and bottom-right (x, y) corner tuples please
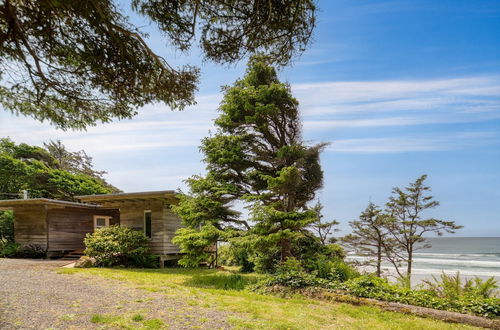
(340, 275), (500, 318)
(17, 243), (46, 258)
(0, 211), (14, 242)
(0, 238), (20, 257)
(423, 272), (499, 300)
(84, 225), (155, 267)
(256, 271), (500, 318)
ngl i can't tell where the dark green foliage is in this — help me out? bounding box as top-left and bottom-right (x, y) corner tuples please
(341, 276), (500, 318)
(84, 225), (154, 267)
(0, 138), (115, 201)
(0, 238), (20, 257)
(173, 56), (327, 270)
(0, 210), (14, 241)
(15, 243), (46, 258)
(0, 0), (316, 129)
(217, 240), (255, 273)
(257, 272), (500, 318)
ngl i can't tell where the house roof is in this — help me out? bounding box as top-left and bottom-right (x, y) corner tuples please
(76, 190), (177, 203)
(0, 198), (103, 210)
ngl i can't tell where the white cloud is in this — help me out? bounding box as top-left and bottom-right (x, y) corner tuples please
(293, 76), (500, 116)
(327, 132), (499, 153)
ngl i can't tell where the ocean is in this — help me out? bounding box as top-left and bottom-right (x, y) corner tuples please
(347, 237), (500, 282)
(411, 237), (500, 279)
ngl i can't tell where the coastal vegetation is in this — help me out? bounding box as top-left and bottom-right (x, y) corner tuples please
(0, 138), (117, 257)
(59, 267), (481, 329)
(172, 55), (334, 273)
(342, 175), (463, 284)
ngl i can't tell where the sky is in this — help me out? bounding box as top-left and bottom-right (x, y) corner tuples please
(1, 0), (499, 236)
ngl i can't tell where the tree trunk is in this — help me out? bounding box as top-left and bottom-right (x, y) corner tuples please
(376, 243), (382, 277)
(280, 238), (292, 262)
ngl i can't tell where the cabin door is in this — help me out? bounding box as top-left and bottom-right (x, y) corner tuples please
(93, 215), (111, 231)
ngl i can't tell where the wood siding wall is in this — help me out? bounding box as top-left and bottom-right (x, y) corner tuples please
(98, 200), (165, 254)
(163, 207), (182, 254)
(96, 200), (182, 255)
(13, 206), (47, 249)
(47, 207), (119, 251)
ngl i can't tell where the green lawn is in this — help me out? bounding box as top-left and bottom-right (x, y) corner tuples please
(59, 267), (477, 329)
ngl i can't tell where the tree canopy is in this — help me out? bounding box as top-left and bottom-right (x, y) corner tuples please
(0, 0), (317, 129)
(172, 56), (332, 271)
(0, 137), (118, 200)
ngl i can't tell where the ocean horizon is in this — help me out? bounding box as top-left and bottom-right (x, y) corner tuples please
(347, 237), (500, 281)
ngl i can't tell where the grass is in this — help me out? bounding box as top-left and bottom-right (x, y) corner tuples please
(60, 267), (479, 329)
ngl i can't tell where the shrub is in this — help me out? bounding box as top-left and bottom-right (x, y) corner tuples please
(423, 272), (499, 299)
(0, 238), (20, 257)
(17, 243), (46, 258)
(0, 211), (14, 242)
(84, 225), (154, 267)
(340, 275), (500, 318)
(256, 272), (500, 318)
(305, 255), (359, 281)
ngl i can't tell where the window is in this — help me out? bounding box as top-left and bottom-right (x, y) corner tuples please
(93, 215), (111, 230)
(144, 210), (152, 238)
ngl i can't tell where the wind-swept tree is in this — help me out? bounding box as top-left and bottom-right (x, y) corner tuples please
(43, 140), (119, 192)
(341, 202), (388, 277)
(0, 138), (117, 200)
(310, 201), (339, 246)
(173, 55), (327, 269)
(0, 0), (316, 129)
(383, 175), (462, 284)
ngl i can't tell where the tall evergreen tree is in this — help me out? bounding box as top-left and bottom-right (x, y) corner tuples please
(173, 56), (326, 269)
(342, 202), (388, 277)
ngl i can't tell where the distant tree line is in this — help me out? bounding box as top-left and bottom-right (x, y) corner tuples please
(0, 137), (119, 201)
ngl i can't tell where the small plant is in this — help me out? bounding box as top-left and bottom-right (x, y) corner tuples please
(84, 225), (154, 267)
(132, 314), (145, 322)
(186, 273), (259, 290)
(0, 238), (20, 257)
(423, 272), (499, 299)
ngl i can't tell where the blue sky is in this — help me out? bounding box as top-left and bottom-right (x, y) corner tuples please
(1, 0), (499, 236)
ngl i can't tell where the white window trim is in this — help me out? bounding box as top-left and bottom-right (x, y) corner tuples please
(93, 215), (111, 230)
(144, 210), (152, 238)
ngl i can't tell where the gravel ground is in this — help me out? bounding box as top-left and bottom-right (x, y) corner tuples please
(0, 258), (232, 329)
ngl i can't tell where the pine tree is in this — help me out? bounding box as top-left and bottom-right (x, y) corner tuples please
(342, 202), (388, 277)
(173, 55), (326, 269)
(383, 175), (462, 283)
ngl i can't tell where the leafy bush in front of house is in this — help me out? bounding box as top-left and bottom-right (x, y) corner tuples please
(0, 210), (14, 242)
(0, 238), (20, 257)
(84, 225), (156, 267)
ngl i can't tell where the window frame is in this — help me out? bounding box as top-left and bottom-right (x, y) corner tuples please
(93, 215), (111, 231)
(144, 210), (152, 239)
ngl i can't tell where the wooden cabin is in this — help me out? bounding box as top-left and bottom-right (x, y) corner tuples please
(0, 191), (182, 266)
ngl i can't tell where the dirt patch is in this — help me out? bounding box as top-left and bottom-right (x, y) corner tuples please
(0, 258), (232, 329)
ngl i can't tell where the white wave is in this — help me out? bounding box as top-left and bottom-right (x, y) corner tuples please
(412, 258), (500, 268)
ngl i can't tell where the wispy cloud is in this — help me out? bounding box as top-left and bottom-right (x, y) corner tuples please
(327, 132), (499, 153)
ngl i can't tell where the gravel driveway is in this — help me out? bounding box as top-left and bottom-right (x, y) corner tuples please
(0, 258), (231, 329)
